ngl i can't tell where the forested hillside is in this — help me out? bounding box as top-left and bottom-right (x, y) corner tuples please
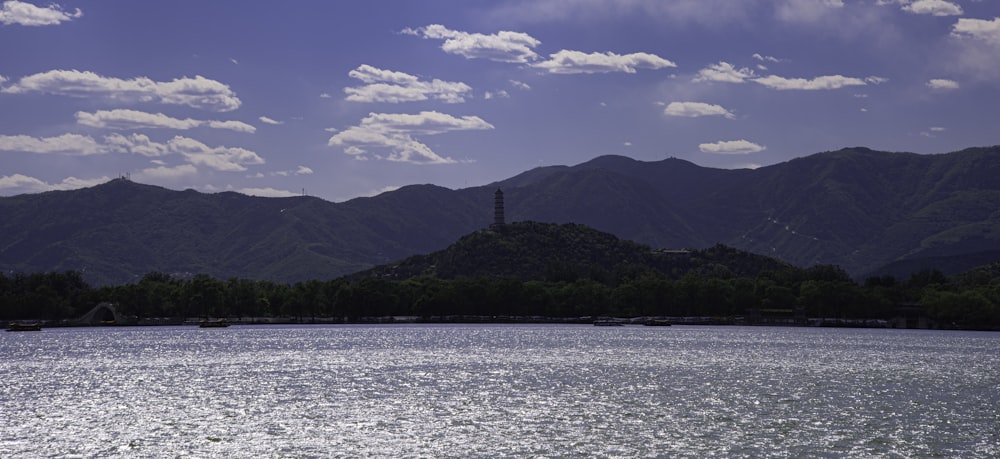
(2, 146), (999, 284)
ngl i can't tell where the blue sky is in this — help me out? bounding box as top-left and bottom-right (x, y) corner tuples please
(1, 0), (998, 201)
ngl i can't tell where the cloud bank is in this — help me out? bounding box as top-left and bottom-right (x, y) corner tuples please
(328, 111), (494, 164)
(2, 70), (241, 112)
(0, 0), (81, 26)
(344, 64), (472, 103)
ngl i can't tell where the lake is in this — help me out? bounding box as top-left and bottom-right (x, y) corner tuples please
(1, 325), (998, 457)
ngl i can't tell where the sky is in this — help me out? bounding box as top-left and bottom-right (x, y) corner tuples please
(1, 0), (999, 202)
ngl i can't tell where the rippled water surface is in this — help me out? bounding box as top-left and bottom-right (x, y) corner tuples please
(2, 325), (998, 457)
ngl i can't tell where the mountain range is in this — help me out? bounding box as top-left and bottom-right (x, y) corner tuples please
(2, 145), (998, 285)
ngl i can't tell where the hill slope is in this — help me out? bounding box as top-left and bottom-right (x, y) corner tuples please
(356, 221), (793, 282)
(1, 145), (998, 284)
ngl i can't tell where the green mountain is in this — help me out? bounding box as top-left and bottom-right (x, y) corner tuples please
(356, 221), (792, 282)
(1, 146), (998, 284)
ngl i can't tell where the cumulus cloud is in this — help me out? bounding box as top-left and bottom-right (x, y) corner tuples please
(753, 74), (868, 90)
(162, 136), (265, 172)
(76, 109), (255, 133)
(948, 17), (1000, 81)
(258, 116), (284, 125)
(699, 139), (766, 154)
(344, 64), (472, 104)
(752, 53), (783, 63)
(407, 24), (541, 63)
(0, 174), (109, 195)
(2, 131), (266, 171)
(268, 166), (314, 177)
(484, 90), (510, 100)
(533, 50), (676, 74)
(509, 80), (531, 90)
(0, 0), (81, 26)
(694, 62), (755, 83)
(134, 164), (198, 180)
(695, 61), (874, 90)
(2, 69), (241, 111)
(952, 17), (1000, 44)
(328, 111), (493, 164)
(0, 173), (47, 192)
(901, 0), (963, 16)
(0, 133), (103, 155)
(104, 133), (170, 157)
(927, 78), (960, 90)
(664, 101), (735, 119)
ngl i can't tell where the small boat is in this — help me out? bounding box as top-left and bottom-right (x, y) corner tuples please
(7, 322), (42, 332)
(643, 319), (672, 327)
(593, 320), (624, 326)
(199, 319), (230, 328)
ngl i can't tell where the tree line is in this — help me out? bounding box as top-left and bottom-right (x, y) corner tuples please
(2, 265), (998, 329)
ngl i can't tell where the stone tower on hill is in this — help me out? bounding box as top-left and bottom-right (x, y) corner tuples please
(491, 188), (505, 229)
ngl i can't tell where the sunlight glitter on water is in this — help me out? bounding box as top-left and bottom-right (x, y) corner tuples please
(1, 325), (999, 457)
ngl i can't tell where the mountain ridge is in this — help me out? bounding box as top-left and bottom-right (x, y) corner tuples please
(2, 145), (998, 284)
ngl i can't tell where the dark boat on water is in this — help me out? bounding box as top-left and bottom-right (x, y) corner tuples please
(7, 322), (42, 332)
(593, 320), (624, 326)
(199, 319), (231, 328)
(643, 319), (672, 327)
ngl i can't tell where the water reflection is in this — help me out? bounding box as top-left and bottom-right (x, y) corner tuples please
(1, 325), (998, 457)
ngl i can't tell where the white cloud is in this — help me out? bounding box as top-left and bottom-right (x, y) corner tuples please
(357, 111), (494, 134)
(930, 126), (946, 132)
(269, 166), (314, 177)
(134, 164), (198, 180)
(927, 78), (959, 90)
(2, 69), (241, 112)
(533, 50), (676, 74)
(76, 109), (255, 133)
(1, 130), (264, 172)
(344, 64), (472, 104)
(206, 120), (257, 133)
(166, 136), (265, 172)
(104, 133), (170, 157)
(865, 76), (889, 85)
(238, 187), (301, 198)
(0, 0), (81, 26)
(664, 101), (735, 119)
(409, 24), (541, 63)
(0, 173), (47, 191)
(484, 90), (510, 100)
(259, 116), (284, 125)
(0, 174), (109, 195)
(752, 53), (782, 63)
(0, 133), (103, 155)
(319, 93), (332, 98)
(902, 0), (962, 16)
(753, 74), (867, 90)
(509, 80), (531, 90)
(328, 111), (493, 164)
(948, 18), (1000, 81)
(699, 139), (766, 154)
(952, 17), (1000, 44)
(694, 62), (755, 83)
